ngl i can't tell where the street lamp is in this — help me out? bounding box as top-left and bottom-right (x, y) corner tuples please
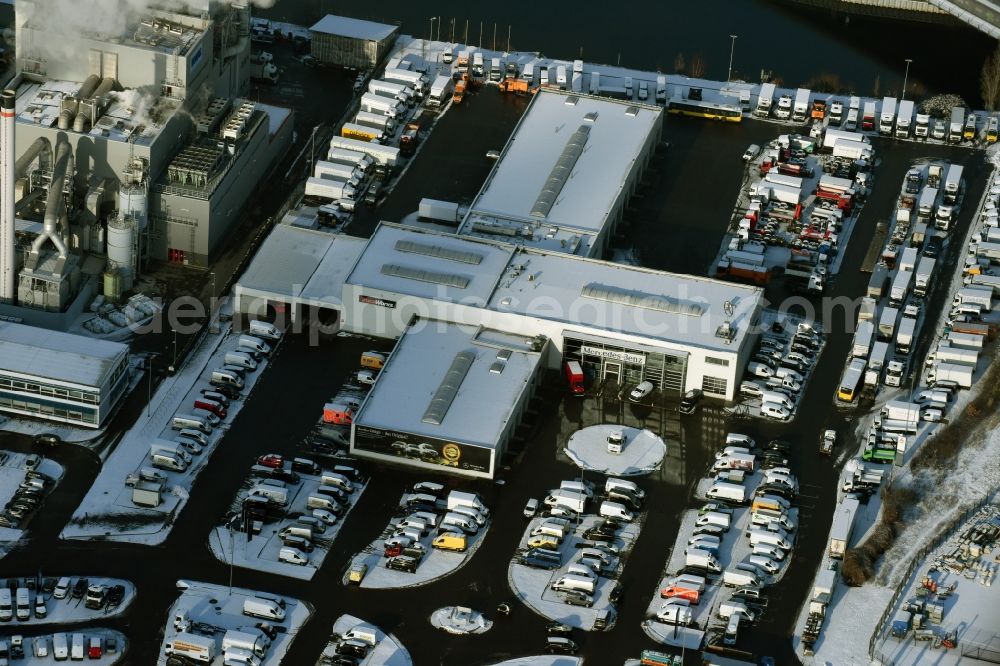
(727, 34), (738, 83)
(428, 17), (436, 44)
(308, 124), (320, 176)
(145, 353), (159, 418)
(171, 329), (178, 372)
(209, 271), (216, 302)
(902, 58), (913, 101)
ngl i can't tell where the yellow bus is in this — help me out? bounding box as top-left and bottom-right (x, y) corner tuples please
(667, 98), (743, 123)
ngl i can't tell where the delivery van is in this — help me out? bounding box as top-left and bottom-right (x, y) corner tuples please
(225, 351), (257, 371)
(249, 320), (282, 340)
(278, 546), (309, 565)
(211, 369), (244, 389)
(172, 414), (212, 434)
(360, 351), (386, 369)
(239, 334), (271, 355)
(433, 533), (467, 552)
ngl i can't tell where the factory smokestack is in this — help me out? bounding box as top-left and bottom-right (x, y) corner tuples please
(0, 89), (15, 303)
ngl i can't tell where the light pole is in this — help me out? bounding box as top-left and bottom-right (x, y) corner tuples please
(145, 354), (158, 418)
(308, 124), (320, 176)
(901, 58), (913, 101)
(209, 271), (216, 302)
(171, 329), (178, 372)
(428, 17), (435, 44)
(727, 34), (738, 83)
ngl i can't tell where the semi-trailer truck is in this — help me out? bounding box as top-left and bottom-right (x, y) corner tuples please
(928, 362), (974, 388)
(828, 496), (859, 559)
(895, 316), (916, 354)
(895, 99), (914, 138)
(913, 257), (935, 297)
(755, 83), (775, 117)
(889, 269), (912, 306)
(879, 97), (897, 135)
(792, 88), (810, 122)
(924, 344), (979, 368)
(877, 307), (899, 340)
(944, 164), (964, 204)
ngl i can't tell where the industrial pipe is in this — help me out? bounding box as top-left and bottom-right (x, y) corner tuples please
(57, 96), (78, 131)
(1, 89), (16, 301)
(77, 74), (102, 100)
(14, 136), (51, 178)
(33, 140), (71, 259)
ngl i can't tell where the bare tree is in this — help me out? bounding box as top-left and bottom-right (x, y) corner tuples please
(872, 74), (880, 98)
(981, 42), (1000, 110)
(673, 53), (686, 74)
(689, 54), (707, 79)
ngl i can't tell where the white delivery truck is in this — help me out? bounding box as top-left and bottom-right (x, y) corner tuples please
(164, 632), (216, 663)
(792, 88), (810, 122)
(755, 82), (775, 117)
(705, 481), (747, 503)
(879, 96), (897, 135)
(447, 490), (489, 515)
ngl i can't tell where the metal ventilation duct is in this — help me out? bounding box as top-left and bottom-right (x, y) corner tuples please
(380, 263), (470, 289)
(422, 350), (475, 425)
(530, 124), (591, 219)
(33, 140), (72, 259)
(581, 282), (705, 317)
(394, 239), (484, 265)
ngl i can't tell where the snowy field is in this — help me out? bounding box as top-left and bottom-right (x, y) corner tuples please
(0, 452), (64, 551)
(430, 606), (493, 634)
(209, 471), (367, 581)
(0, 576), (134, 627)
(157, 580), (312, 666)
(508, 514), (641, 631)
(564, 425), (666, 476)
(14, 629), (127, 664)
(62, 322), (277, 546)
(314, 614), (412, 665)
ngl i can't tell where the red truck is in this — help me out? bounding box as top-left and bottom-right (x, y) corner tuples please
(564, 361), (585, 396)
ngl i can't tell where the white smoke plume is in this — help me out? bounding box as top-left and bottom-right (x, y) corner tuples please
(17, 0), (274, 44)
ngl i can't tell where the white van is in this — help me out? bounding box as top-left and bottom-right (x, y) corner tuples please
(695, 511), (731, 530)
(52, 633), (68, 661)
(599, 500), (634, 522)
(605, 477), (645, 500)
(225, 351), (257, 371)
(761, 403), (791, 420)
(239, 335), (271, 355)
(172, 414), (212, 434)
(760, 390), (794, 410)
(551, 574), (595, 594)
(559, 480), (594, 498)
(249, 320), (282, 340)
(725, 433), (756, 448)
(0, 588), (11, 621)
(747, 528), (792, 550)
(211, 369), (244, 389)
(279, 546), (309, 565)
(15, 587), (29, 620)
(70, 633), (84, 660)
(151, 453), (187, 472)
(450, 505), (487, 526)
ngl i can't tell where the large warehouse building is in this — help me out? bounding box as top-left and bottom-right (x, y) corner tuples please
(0, 322), (130, 428)
(309, 15), (399, 70)
(351, 321), (547, 478)
(458, 91), (663, 257)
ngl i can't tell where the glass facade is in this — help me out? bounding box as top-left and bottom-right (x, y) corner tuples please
(563, 336), (688, 396)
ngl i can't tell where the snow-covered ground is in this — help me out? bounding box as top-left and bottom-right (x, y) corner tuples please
(208, 469), (367, 581)
(486, 658), (581, 666)
(0, 576), (134, 627)
(157, 580), (312, 666)
(14, 629), (127, 663)
(0, 452), (64, 552)
(346, 490), (489, 589)
(872, 505), (1000, 664)
(62, 320), (277, 546)
(314, 614), (412, 665)
(508, 514), (640, 631)
(564, 425), (665, 476)
(430, 606), (493, 634)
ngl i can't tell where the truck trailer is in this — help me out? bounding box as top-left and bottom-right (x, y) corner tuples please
(889, 270), (913, 306)
(756, 83), (775, 117)
(943, 164), (964, 204)
(895, 316), (916, 354)
(792, 88), (811, 122)
(895, 99), (914, 138)
(925, 343), (979, 368)
(879, 97), (897, 135)
(928, 362), (974, 388)
(828, 496), (860, 559)
(914, 257), (935, 297)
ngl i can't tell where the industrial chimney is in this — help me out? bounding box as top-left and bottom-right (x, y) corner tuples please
(0, 89), (16, 302)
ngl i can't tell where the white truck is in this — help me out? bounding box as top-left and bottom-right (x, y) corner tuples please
(249, 53), (278, 83)
(447, 490), (489, 515)
(877, 307), (899, 341)
(869, 340), (889, 372)
(879, 96), (897, 135)
(828, 496), (859, 559)
(705, 481), (747, 504)
(418, 198), (461, 223)
(853, 320), (874, 358)
(899, 247), (919, 273)
(327, 147), (374, 173)
(243, 597), (286, 621)
(164, 633), (216, 663)
(543, 489), (586, 514)
(914, 112), (930, 137)
(944, 164), (964, 204)
(895, 316), (916, 355)
(382, 67), (427, 95)
(755, 83), (775, 117)
(359, 92), (402, 118)
(427, 75), (453, 108)
(792, 88), (810, 122)
(686, 548), (721, 572)
(329, 136), (401, 168)
(889, 269), (912, 307)
(913, 256), (935, 297)
(222, 629), (270, 658)
(917, 187), (938, 219)
(354, 110), (395, 133)
(928, 362), (974, 388)
(304, 177), (356, 202)
(895, 99), (914, 138)
(925, 343), (979, 368)
(954, 286), (992, 310)
(948, 331), (985, 349)
(949, 106), (966, 143)
(883, 400), (921, 423)
(314, 161), (362, 188)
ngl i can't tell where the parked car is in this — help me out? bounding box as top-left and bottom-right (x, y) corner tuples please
(679, 388), (703, 415)
(523, 498), (539, 518)
(629, 381), (654, 402)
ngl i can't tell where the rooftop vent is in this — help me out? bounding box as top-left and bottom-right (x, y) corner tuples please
(531, 125), (591, 219)
(380, 264), (470, 289)
(422, 350), (475, 425)
(565, 95), (580, 106)
(581, 283), (705, 317)
(489, 361), (505, 374)
(583, 111), (598, 122)
(625, 105), (640, 117)
(496, 349), (513, 361)
(394, 239), (484, 265)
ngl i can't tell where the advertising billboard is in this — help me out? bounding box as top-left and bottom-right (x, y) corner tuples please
(352, 425), (493, 476)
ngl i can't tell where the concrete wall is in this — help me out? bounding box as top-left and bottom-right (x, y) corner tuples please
(310, 31), (398, 70)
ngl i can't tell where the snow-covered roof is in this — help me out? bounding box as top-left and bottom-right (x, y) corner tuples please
(309, 15), (398, 41)
(354, 322), (543, 449)
(460, 90), (661, 247)
(0, 322), (128, 389)
(346, 224), (514, 306)
(489, 249), (761, 353)
(236, 225), (365, 304)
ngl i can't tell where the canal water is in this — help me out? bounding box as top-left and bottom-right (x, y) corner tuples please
(260, 0), (994, 105)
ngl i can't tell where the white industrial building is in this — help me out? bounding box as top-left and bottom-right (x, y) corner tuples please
(0, 321), (129, 427)
(236, 223), (763, 403)
(0, 0), (292, 329)
(351, 321), (547, 478)
(458, 90), (664, 257)
(309, 15), (399, 70)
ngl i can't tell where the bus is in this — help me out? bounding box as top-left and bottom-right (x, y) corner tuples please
(837, 358), (866, 403)
(667, 97), (742, 123)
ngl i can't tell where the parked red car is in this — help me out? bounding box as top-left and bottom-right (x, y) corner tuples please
(257, 454), (284, 469)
